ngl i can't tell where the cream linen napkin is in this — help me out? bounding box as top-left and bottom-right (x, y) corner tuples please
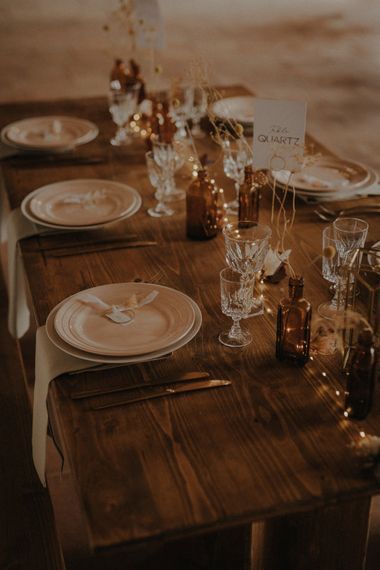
(33, 326), (98, 486)
(7, 208), (40, 338)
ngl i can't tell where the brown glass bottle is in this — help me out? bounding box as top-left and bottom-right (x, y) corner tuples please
(238, 165), (260, 224)
(344, 330), (376, 420)
(276, 276), (312, 365)
(186, 169), (218, 240)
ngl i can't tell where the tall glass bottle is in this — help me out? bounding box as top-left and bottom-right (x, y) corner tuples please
(276, 276), (312, 365)
(186, 169), (218, 240)
(344, 330), (376, 420)
(238, 165), (260, 224)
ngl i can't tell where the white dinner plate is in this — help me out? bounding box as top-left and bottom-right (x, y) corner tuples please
(210, 96), (255, 126)
(21, 180), (141, 230)
(272, 157), (370, 194)
(46, 290), (202, 364)
(54, 283), (196, 357)
(2, 116), (98, 151)
(29, 179), (141, 227)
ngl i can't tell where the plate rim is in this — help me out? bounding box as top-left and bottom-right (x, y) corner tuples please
(28, 179), (140, 227)
(21, 179), (142, 230)
(54, 282), (196, 356)
(46, 287), (202, 364)
(3, 115), (99, 150)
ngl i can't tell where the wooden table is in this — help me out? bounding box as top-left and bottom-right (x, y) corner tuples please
(1, 86), (380, 569)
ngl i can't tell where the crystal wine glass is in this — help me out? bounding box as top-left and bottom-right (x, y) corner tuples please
(145, 151), (174, 217)
(152, 141), (185, 201)
(219, 267), (256, 347)
(318, 225), (343, 319)
(222, 141), (252, 214)
(108, 83), (140, 146)
(223, 221), (272, 316)
(327, 217), (369, 318)
(169, 85), (194, 140)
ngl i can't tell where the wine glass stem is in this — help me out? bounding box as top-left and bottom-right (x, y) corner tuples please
(229, 318), (242, 339)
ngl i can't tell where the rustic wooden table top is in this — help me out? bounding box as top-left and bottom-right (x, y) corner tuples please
(1, 86), (380, 554)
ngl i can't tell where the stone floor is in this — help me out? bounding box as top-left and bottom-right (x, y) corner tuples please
(0, 0), (379, 567)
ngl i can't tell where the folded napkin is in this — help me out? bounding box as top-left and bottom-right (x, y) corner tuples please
(7, 208), (40, 338)
(33, 326), (98, 486)
(79, 290), (159, 324)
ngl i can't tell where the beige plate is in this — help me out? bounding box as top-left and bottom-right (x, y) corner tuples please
(21, 180), (141, 230)
(2, 116), (98, 150)
(272, 157), (370, 193)
(29, 179), (141, 226)
(367, 241), (380, 269)
(54, 283), (196, 357)
(210, 96), (255, 125)
(46, 295), (202, 364)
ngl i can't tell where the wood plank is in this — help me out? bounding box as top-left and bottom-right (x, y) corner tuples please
(252, 496), (371, 570)
(1, 86), (379, 556)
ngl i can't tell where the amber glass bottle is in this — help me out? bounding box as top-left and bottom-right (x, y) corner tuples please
(186, 169), (218, 240)
(344, 330), (376, 420)
(276, 276), (312, 365)
(238, 165), (260, 224)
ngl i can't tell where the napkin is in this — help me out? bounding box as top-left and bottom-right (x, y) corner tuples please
(33, 326), (98, 486)
(7, 208), (40, 338)
(62, 189), (106, 206)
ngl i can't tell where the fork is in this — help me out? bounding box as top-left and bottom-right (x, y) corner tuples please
(314, 203), (380, 221)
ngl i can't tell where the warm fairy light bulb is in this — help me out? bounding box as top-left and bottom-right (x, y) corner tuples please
(335, 390), (340, 396)
(343, 411), (349, 418)
(310, 356), (314, 361)
(133, 113), (140, 121)
(322, 372), (327, 377)
(266, 308), (272, 314)
(359, 431), (366, 438)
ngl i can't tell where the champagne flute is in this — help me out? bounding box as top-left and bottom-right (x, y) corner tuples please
(318, 225), (342, 319)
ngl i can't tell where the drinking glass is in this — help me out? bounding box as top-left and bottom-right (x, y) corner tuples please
(223, 221), (272, 316)
(108, 84), (140, 146)
(222, 141), (252, 214)
(152, 141), (185, 201)
(190, 86), (208, 138)
(219, 267), (256, 347)
(318, 218), (369, 319)
(318, 225), (343, 319)
(333, 218), (369, 264)
(169, 85), (194, 140)
(145, 151), (174, 217)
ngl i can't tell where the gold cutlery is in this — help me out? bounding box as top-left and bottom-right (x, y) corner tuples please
(48, 240), (158, 257)
(71, 371), (210, 400)
(91, 379), (231, 410)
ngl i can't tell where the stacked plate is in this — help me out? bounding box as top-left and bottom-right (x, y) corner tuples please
(210, 96), (254, 132)
(271, 157), (378, 202)
(21, 179), (142, 230)
(46, 283), (202, 364)
(1, 116), (98, 153)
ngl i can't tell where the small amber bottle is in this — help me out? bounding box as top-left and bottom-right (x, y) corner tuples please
(344, 330), (376, 420)
(238, 165), (260, 224)
(276, 276), (312, 365)
(186, 169), (218, 240)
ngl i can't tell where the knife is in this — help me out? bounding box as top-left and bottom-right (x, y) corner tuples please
(71, 371), (210, 400)
(91, 379), (231, 410)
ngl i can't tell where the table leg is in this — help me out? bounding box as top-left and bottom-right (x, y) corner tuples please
(252, 497), (371, 570)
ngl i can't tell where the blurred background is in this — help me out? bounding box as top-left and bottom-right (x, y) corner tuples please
(0, 0), (379, 168)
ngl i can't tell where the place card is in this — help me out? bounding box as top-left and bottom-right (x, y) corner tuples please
(252, 98), (307, 172)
